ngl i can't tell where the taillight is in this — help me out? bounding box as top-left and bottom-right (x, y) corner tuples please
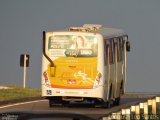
(43, 72), (48, 80)
(96, 72), (102, 84)
(93, 72), (102, 88)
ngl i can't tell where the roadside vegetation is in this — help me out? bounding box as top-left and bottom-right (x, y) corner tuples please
(0, 86), (41, 102)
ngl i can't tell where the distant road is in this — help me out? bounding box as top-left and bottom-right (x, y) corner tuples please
(0, 95), (154, 119)
(126, 92), (160, 95)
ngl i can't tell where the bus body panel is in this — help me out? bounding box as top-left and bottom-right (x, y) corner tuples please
(41, 25), (129, 106)
(42, 32), (106, 100)
(42, 84), (104, 99)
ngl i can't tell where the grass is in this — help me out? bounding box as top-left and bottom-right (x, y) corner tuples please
(0, 86), (41, 102)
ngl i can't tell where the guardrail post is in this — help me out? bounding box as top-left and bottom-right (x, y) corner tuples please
(135, 105), (140, 120)
(156, 97), (160, 118)
(111, 113), (117, 120)
(131, 106), (136, 120)
(102, 115), (112, 120)
(111, 112), (121, 120)
(121, 109), (131, 120)
(148, 99), (152, 116)
(103, 96), (160, 120)
(126, 109), (131, 120)
(143, 102), (148, 120)
(152, 99), (156, 115)
(139, 103), (144, 120)
(117, 112), (122, 120)
(122, 109), (126, 120)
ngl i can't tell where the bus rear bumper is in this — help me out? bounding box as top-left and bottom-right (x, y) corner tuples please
(42, 85), (105, 100)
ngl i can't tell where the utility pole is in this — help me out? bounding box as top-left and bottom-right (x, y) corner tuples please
(23, 55), (27, 88)
(20, 54), (29, 88)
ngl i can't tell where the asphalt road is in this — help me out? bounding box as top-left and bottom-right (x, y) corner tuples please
(0, 95), (152, 120)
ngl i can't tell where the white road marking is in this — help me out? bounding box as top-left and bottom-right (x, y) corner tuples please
(0, 99), (48, 109)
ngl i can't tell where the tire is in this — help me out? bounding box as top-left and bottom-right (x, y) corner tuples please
(94, 100), (110, 108)
(113, 86), (122, 106)
(113, 97), (120, 106)
(94, 85), (113, 108)
(103, 85), (112, 108)
(109, 85), (112, 100)
(120, 81), (124, 94)
(104, 101), (111, 108)
(49, 99), (54, 107)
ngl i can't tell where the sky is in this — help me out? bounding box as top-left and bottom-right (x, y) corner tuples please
(0, 0), (160, 92)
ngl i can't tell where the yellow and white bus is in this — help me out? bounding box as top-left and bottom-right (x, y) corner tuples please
(41, 24), (130, 107)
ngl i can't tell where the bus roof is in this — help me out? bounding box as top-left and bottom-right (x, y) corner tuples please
(49, 24), (126, 38)
(95, 27), (126, 38)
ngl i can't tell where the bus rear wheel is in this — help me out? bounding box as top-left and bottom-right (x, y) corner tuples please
(94, 100), (111, 108)
(113, 97), (120, 105)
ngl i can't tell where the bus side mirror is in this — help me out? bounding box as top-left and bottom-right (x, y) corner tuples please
(126, 41), (130, 52)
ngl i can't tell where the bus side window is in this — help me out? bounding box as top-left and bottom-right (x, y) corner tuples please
(118, 37), (123, 62)
(110, 39), (114, 64)
(104, 40), (110, 65)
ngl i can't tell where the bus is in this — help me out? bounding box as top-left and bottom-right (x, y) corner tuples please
(41, 24), (130, 107)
